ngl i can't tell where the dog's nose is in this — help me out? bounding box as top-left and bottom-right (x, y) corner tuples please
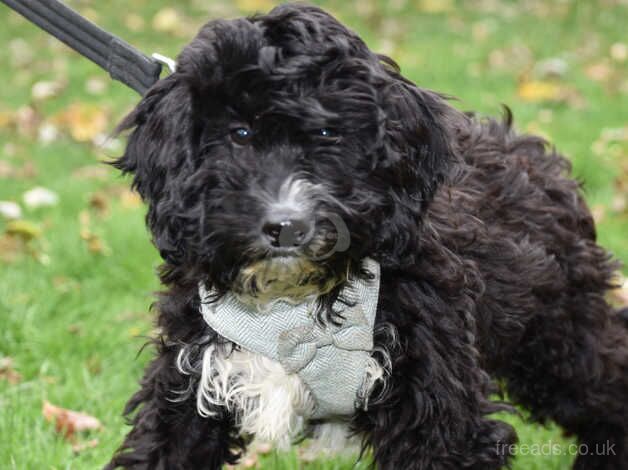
(262, 218), (312, 248)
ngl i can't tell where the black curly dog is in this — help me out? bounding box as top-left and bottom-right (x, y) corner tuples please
(106, 4), (628, 469)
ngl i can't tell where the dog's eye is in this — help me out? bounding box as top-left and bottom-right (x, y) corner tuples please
(316, 128), (337, 138)
(230, 127), (253, 145)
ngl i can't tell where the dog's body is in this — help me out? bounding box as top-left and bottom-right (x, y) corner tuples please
(106, 4), (628, 469)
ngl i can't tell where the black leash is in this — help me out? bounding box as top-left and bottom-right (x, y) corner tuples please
(1, 0), (168, 95)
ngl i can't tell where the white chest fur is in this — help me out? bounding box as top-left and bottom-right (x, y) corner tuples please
(197, 344), (314, 447)
(177, 342), (367, 453)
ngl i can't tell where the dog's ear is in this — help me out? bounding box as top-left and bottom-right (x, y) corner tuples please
(113, 18), (263, 266)
(113, 74), (196, 265)
(114, 75), (193, 200)
(377, 60), (456, 208)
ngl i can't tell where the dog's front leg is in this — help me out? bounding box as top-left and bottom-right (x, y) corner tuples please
(353, 285), (517, 470)
(105, 340), (245, 470)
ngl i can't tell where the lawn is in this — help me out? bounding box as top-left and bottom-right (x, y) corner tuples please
(0, 0), (626, 469)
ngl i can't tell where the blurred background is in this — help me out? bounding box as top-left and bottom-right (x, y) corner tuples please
(0, 0), (626, 468)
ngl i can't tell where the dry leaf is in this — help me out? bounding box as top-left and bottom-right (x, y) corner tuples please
(610, 42), (627, 62)
(31, 80), (65, 101)
(89, 192), (110, 217)
(585, 61), (613, 82)
(152, 8), (184, 34)
(72, 165), (111, 181)
(125, 13), (146, 32)
(8, 38), (34, 67)
(0, 160), (38, 180)
(119, 188), (142, 209)
(517, 80), (563, 102)
(85, 77), (107, 95)
(416, 0), (454, 13)
(52, 103), (109, 142)
(23, 187), (59, 209)
(234, 0), (275, 13)
(15, 105), (41, 137)
(38, 122), (60, 144)
(53, 276), (80, 293)
(0, 234), (24, 263)
(591, 204), (606, 224)
(42, 401), (102, 439)
(517, 79), (584, 107)
(0, 160), (14, 178)
(79, 210), (111, 255)
(0, 357), (22, 384)
(72, 438), (99, 454)
(533, 58), (568, 79)
(5, 220), (42, 240)
(0, 201), (22, 220)
(0, 110), (14, 129)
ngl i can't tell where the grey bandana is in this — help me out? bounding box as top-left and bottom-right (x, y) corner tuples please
(199, 258), (381, 419)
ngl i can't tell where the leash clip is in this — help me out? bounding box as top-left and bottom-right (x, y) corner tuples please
(152, 53), (177, 74)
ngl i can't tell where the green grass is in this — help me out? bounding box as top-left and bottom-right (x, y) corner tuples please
(1, 0), (626, 468)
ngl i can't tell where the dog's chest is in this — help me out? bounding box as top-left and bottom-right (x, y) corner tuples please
(192, 258), (385, 445)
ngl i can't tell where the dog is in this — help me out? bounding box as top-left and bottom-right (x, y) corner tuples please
(105, 4), (628, 469)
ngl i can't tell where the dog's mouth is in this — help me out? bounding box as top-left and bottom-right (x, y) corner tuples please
(226, 208), (352, 307)
(231, 254), (343, 307)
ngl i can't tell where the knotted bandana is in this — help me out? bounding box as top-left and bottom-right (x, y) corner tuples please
(199, 258), (381, 419)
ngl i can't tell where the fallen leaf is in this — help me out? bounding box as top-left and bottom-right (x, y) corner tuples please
(0, 201), (22, 219)
(611, 194), (627, 213)
(0, 110), (14, 129)
(86, 356), (102, 375)
(5, 220), (41, 240)
(72, 165), (111, 181)
(85, 77), (108, 95)
(67, 324), (83, 335)
(53, 276), (80, 293)
(42, 401), (102, 440)
(31, 80), (65, 101)
(533, 57), (569, 79)
(234, 0), (275, 13)
(517, 79), (584, 107)
(487, 45), (533, 72)
(0, 234), (25, 263)
(0, 161), (14, 178)
(124, 13), (146, 32)
(15, 105), (41, 137)
(0, 357), (22, 384)
(119, 188), (142, 209)
(72, 438), (99, 454)
(416, 0), (454, 13)
(0, 160), (38, 180)
(52, 103), (109, 142)
(23, 187), (59, 209)
(88, 192), (110, 217)
(79, 210), (111, 255)
(610, 42), (627, 62)
(37, 122), (60, 144)
(471, 20), (495, 41)
(591, 204), (606, 224)
(152, 8), (184, 34)
(8, 38), (34, 68)
(517, 80), (563, 102)
(585, 61), (613, 82)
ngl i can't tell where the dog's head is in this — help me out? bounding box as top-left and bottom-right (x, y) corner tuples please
(115, 3), (457, 303)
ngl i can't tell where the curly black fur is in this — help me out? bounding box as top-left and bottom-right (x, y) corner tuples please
(106, 4), (628, 469)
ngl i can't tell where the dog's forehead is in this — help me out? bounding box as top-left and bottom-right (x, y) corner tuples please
(180, 5), (380, 91)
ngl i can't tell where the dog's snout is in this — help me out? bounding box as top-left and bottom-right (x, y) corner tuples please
(262, 218), (312, 248)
